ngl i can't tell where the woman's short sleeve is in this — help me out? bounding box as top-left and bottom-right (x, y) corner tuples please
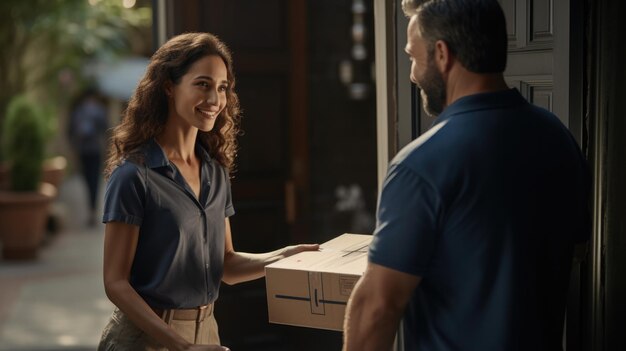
(102, 162), (146, 226)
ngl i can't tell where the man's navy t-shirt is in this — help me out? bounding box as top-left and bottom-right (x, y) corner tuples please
(369, 89), (590, 351)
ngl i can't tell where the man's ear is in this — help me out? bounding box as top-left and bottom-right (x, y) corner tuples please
(434, 40), (453, 74)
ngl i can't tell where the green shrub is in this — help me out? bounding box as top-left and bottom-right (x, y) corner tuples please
(1, 95), (46, 191)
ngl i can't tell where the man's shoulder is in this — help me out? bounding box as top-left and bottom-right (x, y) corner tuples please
(392, 119), (451, 166)
(390, 116), (473, 181)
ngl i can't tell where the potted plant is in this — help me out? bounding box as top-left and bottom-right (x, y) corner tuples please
(0, 110), (67, 192)
(0, 95), (57, 260)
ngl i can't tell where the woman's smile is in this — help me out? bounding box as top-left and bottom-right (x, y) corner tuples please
(197, 107), (217, 119)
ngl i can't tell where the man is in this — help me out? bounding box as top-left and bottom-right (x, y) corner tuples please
(343, 1), (590, 350)
(68, 88), (109, 227)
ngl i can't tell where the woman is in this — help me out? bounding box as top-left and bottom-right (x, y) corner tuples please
(98, 32), (318, 351)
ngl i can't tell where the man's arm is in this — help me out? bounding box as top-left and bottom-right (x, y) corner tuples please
(343, 261), (421, 351)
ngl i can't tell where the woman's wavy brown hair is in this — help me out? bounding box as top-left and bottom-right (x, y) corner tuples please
(104, 32), (241, 178)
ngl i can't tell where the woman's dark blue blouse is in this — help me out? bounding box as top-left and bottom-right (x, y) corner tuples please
(102, 139), (235, 309)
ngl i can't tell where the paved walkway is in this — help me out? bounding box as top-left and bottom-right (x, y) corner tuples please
(0, 174), (113, 350)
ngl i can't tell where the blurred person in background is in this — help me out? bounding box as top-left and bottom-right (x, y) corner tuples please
(98, 32), (318, 351)
(68, 87), (109, 227)
(343, 0), (590, 350)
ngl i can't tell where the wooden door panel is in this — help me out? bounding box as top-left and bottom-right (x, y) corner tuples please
(501, 0), (554, 51)
(529, 0), (553, 46)
(500, 0), (562, 122)
(526, 83), (553, 111)
(506, 52), (552, 75)
(505, 76), (553, 111)
(235, 76), (287, 174)
(219, 1), (285, 50)
(229, 178), (286, 252)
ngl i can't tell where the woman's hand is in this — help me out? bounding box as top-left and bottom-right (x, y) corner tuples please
(279, 243), (320, 259)
(222, 218), (321, 284)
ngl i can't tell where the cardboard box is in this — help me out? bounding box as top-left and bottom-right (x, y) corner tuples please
(265, 233), (372, 331)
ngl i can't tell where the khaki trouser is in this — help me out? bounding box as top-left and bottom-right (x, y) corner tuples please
(98, 306), (220, 350)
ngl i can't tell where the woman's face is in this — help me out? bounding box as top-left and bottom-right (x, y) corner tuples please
(167, 54), (228, 132)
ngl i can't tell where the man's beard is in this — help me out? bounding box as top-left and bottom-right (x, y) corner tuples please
(418, 58), (446, 117)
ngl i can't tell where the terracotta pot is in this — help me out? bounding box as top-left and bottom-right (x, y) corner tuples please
(0, 182), (57, 260)
(0, 156), (67, 192)
(0, 164), (8, 191)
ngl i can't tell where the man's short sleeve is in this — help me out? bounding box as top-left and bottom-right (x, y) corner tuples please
(369, 163), (441, 276)
(102, 162), (146, 226)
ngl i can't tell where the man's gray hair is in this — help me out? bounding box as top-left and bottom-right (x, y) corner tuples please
(401, 0), (509, 73)
(401, 0), (428, 17)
